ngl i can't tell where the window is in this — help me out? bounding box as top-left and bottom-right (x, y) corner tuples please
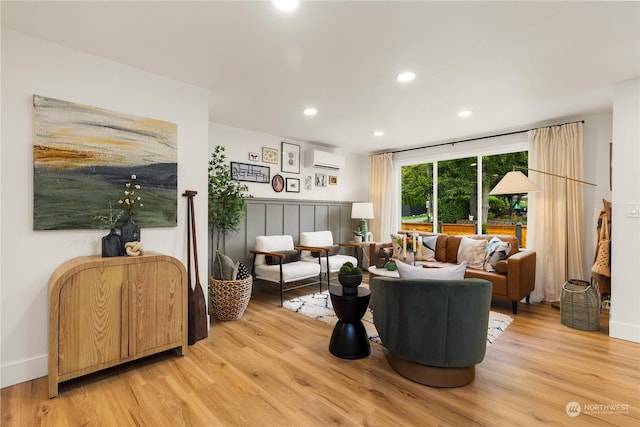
(401, 163), (434, 231)
(401, 150), (528, 245)
(437, 156), (476, 232)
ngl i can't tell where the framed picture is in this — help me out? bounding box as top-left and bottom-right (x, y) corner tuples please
(272, 174), (284, 192)
(32, 95), (178, 230)
(286, 177), (300, 193)
(281, 142), (300, 174)
(315, 173), (327, 187)
(303, 174), (313, 192)
(230, 162), (270, 183)
(249, 152), (259, 162)
(262, 147), (278, 164)
(329, 175), (338, 186)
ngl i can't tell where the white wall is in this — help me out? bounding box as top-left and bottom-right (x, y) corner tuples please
(610, 78), (640, 343)
(210, 123), (370, 201)
(0, 29), (210, 387)
(581, 114), (614, 279)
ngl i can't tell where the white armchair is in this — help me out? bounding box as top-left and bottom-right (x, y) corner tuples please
(250, 235), (325, 305)
(299, 231), (358, 286)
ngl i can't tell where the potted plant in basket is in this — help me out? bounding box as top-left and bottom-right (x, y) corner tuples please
(208, 145), (253, 320)
(338, 261), (363, 295)
(208, 145), (253, 253)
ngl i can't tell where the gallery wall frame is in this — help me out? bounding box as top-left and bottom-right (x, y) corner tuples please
(329, 175), (338, 186)
(281, 142), (300, 174)
(262, 147), (278, 164)
(272, 174), (284, 192)
(303, 174), (314, 193)
(315, 173), (327, 187)
(231, 162), (270, 183)
(286, 177), (300, 193)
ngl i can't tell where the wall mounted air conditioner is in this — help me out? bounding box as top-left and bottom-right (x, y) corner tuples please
(304, 149), (345, 170)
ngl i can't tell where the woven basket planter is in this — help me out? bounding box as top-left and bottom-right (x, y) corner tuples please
(560, 279), (600, 331)
(209, 276), (252, 321)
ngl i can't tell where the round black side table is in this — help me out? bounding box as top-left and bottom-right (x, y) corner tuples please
(329, 285), (371, 359)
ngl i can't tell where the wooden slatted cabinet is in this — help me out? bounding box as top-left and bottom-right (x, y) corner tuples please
(48, 253), (188, 398)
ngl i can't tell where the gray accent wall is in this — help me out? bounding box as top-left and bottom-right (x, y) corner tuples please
(210, 198), (356, 271)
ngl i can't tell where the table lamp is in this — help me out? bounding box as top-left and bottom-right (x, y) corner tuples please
(351, 202), (374, 235)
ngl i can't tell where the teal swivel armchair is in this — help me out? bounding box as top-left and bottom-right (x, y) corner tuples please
(372, 277), (493, 387)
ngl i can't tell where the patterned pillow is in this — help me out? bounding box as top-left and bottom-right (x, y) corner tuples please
(391, 233), (422, 256)
(233, 261), (251, 280)
(484, 237), (512, 272)
(390, 233), (406, 257)
(416, 235), (437, 261)
(457, 237), (487, 270)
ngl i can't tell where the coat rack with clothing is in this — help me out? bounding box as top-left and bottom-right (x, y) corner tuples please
(591, 199), (612, 302)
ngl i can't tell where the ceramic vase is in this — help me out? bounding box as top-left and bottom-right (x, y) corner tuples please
(121, 216), (140, 247)
(102, 228), (124, 257)
(338, 273), (362, 296)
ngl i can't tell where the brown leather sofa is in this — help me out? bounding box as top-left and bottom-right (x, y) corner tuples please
(369, 232), (536, 314)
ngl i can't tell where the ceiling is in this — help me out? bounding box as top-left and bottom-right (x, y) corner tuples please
(2, 1), (639, 154)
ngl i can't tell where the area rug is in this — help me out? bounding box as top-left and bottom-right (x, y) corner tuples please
(283, 289), (513, 345)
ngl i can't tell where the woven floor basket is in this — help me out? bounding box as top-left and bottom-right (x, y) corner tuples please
(560, 279), (600, 331)
(209, 276), (252, 321)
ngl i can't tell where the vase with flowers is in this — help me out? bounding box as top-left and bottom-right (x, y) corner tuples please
(93, 200), (124, 257)
(119, 174), (143, 248)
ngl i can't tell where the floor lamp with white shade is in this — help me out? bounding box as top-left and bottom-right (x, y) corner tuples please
(489, 167), (596, 282)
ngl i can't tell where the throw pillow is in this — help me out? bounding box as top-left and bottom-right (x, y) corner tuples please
(311, 245), (340, 258)
(457, 237), (487, 270)
(391, 233), (421, 257)
(396, 260), (467, 280)
(390, 233), (406, 258)
(484, 237), (512, 272)
(233, 261), (251, 280)
(265, 250), (300, 265)
(416, 235), (437, 261)
(213, 252), (235, 280)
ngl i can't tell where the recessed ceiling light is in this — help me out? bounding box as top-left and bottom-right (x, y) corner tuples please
(373, 130), (385, 137)
(303, 107), (317, 116)
(396, 71), (416, 83)
(273, 0), (299, 12)
(458, 110), (473, 117)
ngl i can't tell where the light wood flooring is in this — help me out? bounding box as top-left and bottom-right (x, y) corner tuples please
(2, 279), (639, 426)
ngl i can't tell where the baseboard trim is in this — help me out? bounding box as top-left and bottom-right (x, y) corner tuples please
(609, 320), (640, 343)
(1, 354), (47, 389)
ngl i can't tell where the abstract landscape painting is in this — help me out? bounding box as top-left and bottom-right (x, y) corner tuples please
(33, 95), (178, 230)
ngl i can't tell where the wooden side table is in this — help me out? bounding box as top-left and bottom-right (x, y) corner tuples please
(328, 285), (371, 359)
(341, 241), (377, 268)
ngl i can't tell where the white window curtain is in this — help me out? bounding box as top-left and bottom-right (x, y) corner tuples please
(528, 122), (585, 302)
(370, 153), (394, 242)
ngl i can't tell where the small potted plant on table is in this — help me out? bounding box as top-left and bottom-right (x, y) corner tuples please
(338, 261), (363, 295)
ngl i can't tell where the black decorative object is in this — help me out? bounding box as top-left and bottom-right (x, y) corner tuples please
(102, 229), (124, 257)
(375, 248), (390, 268)
(338, 273), (363, 295)
(329, 286), (371, 359)
(121, 216), (140, 247)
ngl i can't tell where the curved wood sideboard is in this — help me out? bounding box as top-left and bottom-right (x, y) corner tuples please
(48, 253), (188, 398)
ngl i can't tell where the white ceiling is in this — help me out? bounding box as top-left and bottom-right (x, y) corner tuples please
(2, 1), (639, 154)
